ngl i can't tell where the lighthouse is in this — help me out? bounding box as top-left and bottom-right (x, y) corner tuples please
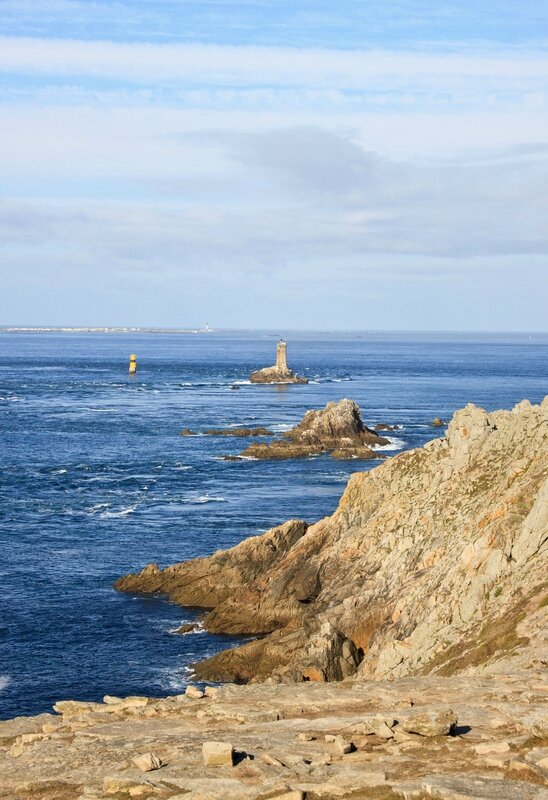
(276, 338), (288, 371)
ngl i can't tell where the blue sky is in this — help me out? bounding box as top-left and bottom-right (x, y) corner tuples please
(0, 1), (547, 329)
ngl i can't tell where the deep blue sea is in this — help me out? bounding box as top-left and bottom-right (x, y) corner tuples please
(0, 330), (546, 720)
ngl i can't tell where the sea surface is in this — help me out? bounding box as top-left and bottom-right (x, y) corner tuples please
(0, 330), (546, 720)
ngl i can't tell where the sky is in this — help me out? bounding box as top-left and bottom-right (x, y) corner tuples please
(0, 1), (547, 330)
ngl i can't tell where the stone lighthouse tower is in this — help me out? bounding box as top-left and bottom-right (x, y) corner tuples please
(276, 338), (288, 371)
(249, 338), (308, 384)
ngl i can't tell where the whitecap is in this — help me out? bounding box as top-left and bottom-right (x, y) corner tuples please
(185, 495), (226, 504)
(167, 621), (205, 636)
(157, 665), (195, 691)
(0, 675), (11, 691)
(52, 468), (68, 474)
(99, 504), (138, 518)
(232, 380), (251, 385)
(372, 436), (405, 451)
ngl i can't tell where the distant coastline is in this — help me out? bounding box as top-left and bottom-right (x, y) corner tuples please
(0, 326), (215, 334)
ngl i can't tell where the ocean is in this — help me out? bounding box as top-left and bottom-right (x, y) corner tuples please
(0, 330), (546, 720)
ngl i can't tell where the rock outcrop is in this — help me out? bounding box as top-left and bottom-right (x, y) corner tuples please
(250, 365), (308, 384)
(117, 397), (548, 686)
(235, 399), (389, 460)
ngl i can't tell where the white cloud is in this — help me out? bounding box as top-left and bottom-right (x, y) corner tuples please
(0, 37), (546, 94)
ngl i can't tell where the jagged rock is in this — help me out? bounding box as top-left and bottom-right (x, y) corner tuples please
(238, 399), (389, 460)
(202, 741), (235, 766)
(431, 417), (446, 427)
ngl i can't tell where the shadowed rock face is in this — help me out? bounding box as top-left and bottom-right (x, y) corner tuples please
(238, 399), (389, 460)
(116, 397), (548, 686)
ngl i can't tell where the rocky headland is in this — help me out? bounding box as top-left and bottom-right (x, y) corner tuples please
(234, 399), (389, 460)
(116, 397), (547, 687)
(2, 397), (547, 800)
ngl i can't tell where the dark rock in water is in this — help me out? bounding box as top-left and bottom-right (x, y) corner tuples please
(230, 384), (240, 390)
(181, 427), (273, 437)
(238, 399), (389, 460)
(431, 417), (446, 427)
(374, 423), (399, 431)
(203, 427), (273, 437)
(174, 622), (201, 635)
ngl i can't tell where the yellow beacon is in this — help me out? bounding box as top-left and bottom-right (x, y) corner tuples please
(129, 354), (137, 374)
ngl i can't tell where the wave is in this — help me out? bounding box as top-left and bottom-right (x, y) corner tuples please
(157, 665), (194, 692)
(167, 621), (205, 636)
(99, 504), (139, 518)
(52, 468), (68, 474)
(372, 436), (405, 451)
(0, 675), (11, 691)
(183, 495), (227, 504)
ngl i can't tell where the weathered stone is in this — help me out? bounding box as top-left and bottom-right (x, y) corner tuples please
(333, 735), (353, 754)
(132, 751), (163, 771)
(185, 685), (205, 699)
(474, 741), (510, 754)
(401, 708), (457, 736)
(404, 774), (548, 799)
(202, 740), (235, 766)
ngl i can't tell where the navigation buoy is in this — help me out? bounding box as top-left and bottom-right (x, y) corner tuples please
(129, 354), (137, 374)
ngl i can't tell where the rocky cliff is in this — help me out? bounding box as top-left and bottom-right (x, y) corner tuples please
(116, 398), (548, 686)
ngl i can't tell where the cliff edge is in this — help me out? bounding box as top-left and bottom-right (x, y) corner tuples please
(116, 397), (548, 685)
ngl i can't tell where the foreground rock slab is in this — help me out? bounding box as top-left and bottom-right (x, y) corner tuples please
(1, 675), (547, 800)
